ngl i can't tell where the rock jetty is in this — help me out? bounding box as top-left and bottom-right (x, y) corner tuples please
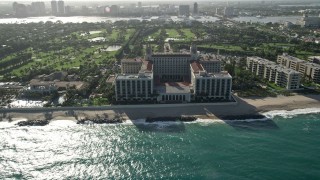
(77, 118), (123, 124)
(16, 120), (49, 126)
(218, 114), (267, 120)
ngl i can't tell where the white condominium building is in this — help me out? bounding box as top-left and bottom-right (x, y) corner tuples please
(299, 62), (320, 83)
(277, 53), (320, 84)
(190, 61), (232, 100)
(277, 53), (305, 71)
(115, 60), (154, 101)
(247, 56), (301, 90)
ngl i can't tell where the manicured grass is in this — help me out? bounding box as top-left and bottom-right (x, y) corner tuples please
(295, 50), (320, 60)
(10, 44), (118, 77)
(262, 43), (296, 47)
(268, 82), (284, 91)
(1, 26), (135, 79)
(199, 44), (244, 51)
(148, 29), (161, 39)
(181, 28), (195, 40)
(165, 29), (179, 37)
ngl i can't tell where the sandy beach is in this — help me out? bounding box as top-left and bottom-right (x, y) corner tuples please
(0, 94), (320, 122)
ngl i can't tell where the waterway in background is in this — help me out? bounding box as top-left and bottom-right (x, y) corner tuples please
(232, 16), (301, 24)
(0, 15), (304, 24)
(0, 16), (219, 24)
(0, 110), (320, 179)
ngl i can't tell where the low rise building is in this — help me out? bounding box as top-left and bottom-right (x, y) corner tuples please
(27, 79), (87, 94)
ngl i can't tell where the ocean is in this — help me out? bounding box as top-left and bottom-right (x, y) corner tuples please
(1, 109), (320, 179)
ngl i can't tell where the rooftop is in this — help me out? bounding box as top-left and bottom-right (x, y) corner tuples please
(116, 72), (153, 80)
(274, 66), (300, 74)
(190, 61), (204, 73)
(280, 54), (305, 63)
(199, 54), (222, 61)
(121, 58), (143, 63)
(152, 53), (191, 57)
(30, 79), (87, 90)
(141, 60), (153, 72)
(106, 75), (116, 83)
(155, 82), (191, 94)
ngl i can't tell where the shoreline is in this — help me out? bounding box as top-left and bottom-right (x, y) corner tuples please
(1, 94), (320, 124)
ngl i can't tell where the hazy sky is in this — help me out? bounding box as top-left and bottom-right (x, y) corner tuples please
(1, 0), (296, 1)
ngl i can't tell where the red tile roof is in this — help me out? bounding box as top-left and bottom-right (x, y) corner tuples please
(190, 61), (203, 73)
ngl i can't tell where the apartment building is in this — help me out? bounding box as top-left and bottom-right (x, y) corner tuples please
(277, 53), (320, 84)
(190, 61), (232, 100)
(247, 56), (301, 90)
(277, 53), (305, 71)
(299, 62), (320, 83)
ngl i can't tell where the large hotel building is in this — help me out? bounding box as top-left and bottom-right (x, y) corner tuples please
(112, 44), (232, 103)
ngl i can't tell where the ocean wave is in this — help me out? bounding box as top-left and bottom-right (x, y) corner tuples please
(263, 108), (320, 119)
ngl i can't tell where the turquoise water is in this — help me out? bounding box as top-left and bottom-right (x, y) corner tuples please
(1, 111), (320, 179)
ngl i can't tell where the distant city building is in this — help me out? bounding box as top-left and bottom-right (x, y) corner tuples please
(65, 6), (74, 15)
(81, 6), (89, 15)
(112, 44), (233, 103)
(138, 2), (142, 8)
(283, 21), (294, 28)
(223, 6), (234, 17)
(12, 2), (28, 17)
(110, 5), (119, 16)
(51, 0), (57, 15)
(247, 56), (301, 90)
(57, 0), (65, 15)
(30, 2), (46, 16)
(193, 2), (198, 15)
(179, 5), (190, 17)
(298, 14), (320, 27)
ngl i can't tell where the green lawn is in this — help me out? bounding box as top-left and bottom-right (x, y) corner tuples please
(1, 26), (135, 79)
(10, 44), (117, 77)
(165, 29), (180, 37)
(268, 82), (284, 91)
(125, 29), (136, 41)
(181, 28), (195, 40)
(262, 43), (296, 47)
(147, 29), (161, 39)
(199, 44), (244, 51)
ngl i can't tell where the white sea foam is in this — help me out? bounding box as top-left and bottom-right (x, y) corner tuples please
(263, 108), (320, 119)
(0, 121), (16, 128)
(1, 108), (320, 128)
(48, 120), (78, 127)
